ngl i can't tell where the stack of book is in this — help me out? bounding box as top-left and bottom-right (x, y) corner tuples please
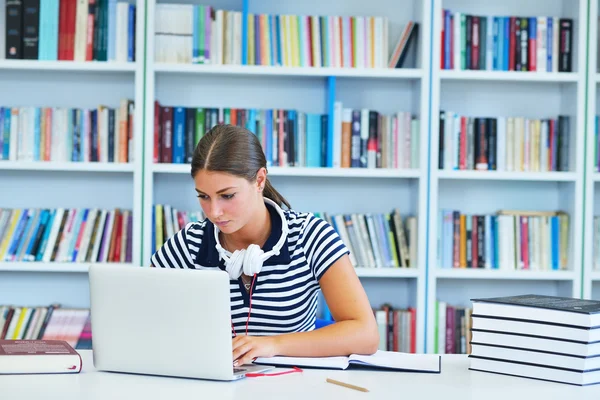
(468, 294), (600, 386)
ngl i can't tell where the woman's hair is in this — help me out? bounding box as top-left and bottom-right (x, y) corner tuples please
(191, 124), (291, 209)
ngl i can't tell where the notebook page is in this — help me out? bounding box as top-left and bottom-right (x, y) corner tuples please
(348, 351), (440, 372)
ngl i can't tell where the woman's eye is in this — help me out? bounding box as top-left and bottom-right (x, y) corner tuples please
(197, 194), (208, 200)
(222, 194), (235, 200)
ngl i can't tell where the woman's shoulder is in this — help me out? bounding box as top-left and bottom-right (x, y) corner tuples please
(181, 219), (210, 239)
(282, 209), (332, 235)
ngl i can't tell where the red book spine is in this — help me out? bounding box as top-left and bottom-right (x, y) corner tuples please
(509, 17), (516, 70)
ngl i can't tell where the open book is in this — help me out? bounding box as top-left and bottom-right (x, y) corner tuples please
(254, 350), (441, 373)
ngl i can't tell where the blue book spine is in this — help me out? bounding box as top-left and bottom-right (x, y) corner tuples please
(107, 0), (117, 61)
(151, 206), (156, 255)
(265, 109), (272, 166)
(306, 114), (320, 167)
(551, 216), (559, 270)
(33, 108), (41, 161)
(275, 15), (282, 66)
(15, 210), (37, 261)
(0, 107), (4, 160)
(3, 108), (9, 160)
(128, 4), (135, 61)
(546, 17), (553, 72)
(49, 0), (59, 60)
(503, 17), (510, 70)
(25, 209), (48, 261)
(492, 17), (499, 70)
(173, 107), (186, 163)
(36, 209), (56, 261)
(7, 210), (30, 261)
(255, 14), (260, 65)
(241, 0), (248, 65)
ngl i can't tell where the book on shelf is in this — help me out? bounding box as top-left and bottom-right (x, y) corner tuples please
(153, 101), (420, 169)
(151, 205), (416, 270)
(317, 210), (417, 269)
(4, 0), (136, 62)
(255, 350), (440, 373)
(438, 209), (569, 271)
(440, 11), (573, 72)
(434, 301), (472, 355)
(0, 304), (91, 350)
(469, 294), (600, 386)
(154, 3), (418, 69)
(0, 100), (135, 163)
(594, 115), (600, 171)
(438, 112), (570, 172)
(0, 207), (132, 263)
(374, 304), (416, 353)
(0, 339), (81, 374)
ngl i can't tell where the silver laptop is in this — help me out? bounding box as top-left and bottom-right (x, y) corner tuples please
(88, 264), (273, 381)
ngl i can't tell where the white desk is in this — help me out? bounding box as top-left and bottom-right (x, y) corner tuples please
(2, 350), (600, 399)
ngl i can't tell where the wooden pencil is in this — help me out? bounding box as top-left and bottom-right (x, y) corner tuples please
(326, 378), (369, 392)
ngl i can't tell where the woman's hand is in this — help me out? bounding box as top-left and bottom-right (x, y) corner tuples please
(232, 335), (279, 366)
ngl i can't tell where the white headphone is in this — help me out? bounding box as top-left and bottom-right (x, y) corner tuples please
(214, 197), (289, 280)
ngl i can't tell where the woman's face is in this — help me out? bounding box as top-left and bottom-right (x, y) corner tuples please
(193, 170), (260, 234)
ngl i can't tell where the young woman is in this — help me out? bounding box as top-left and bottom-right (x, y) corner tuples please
(151, 124), (379, 367)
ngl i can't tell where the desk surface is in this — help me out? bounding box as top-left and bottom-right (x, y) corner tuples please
(2, 350), (600, 400)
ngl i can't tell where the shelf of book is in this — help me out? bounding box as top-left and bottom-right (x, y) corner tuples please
(0, 262), (134, 273)
(438, 70), (580, 83)
(354, 268), (419, 279)
(153, 63), (424, 80)
(151, 163), (421, 179)
(436, 170), (577, 182)
(0, 162), (135, 173)
(0, 60), (137, 72)
(434, 268), (576, 281)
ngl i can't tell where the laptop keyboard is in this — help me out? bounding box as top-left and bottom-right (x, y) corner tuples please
(233, 368), (246, 373)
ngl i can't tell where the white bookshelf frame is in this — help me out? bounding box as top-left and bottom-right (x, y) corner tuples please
(583, 0), (599, 300)
(426, 0), (588, 353)
(0, 0), (147, 307)
(143, 0), (431, 353)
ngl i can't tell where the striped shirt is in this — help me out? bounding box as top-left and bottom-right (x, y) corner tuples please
(150, 203), (349, 336)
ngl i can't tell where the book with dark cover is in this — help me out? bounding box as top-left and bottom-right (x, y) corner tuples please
(472, 294), (600, 315)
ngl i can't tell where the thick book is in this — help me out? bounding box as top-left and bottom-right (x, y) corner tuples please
(254, 350), (441, 373)
(471, 294), (600, 328)
(0, 340), (82, 374)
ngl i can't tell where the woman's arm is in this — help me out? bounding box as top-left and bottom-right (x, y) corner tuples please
(232, 254), (379, 365)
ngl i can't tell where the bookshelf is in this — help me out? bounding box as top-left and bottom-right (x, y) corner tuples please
(0, 0), (146, 308)
(143, 0), (430, 353)
(583, 0), (599, 300)
(426, 0), (587, 353)
(5, 0), (600, 355)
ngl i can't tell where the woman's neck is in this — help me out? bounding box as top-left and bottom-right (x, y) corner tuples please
(221, 201), (271, 251)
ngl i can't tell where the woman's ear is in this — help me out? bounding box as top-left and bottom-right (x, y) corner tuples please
(256, 167), (267, 191)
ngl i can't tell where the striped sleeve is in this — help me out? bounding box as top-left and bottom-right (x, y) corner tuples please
(150, 222), (204, 269)
(302, 214), (350, 281)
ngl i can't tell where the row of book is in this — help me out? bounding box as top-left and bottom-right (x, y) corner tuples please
(374, 305), (416, 353)
(0, 207), (132, 264)
(434, 301), (472, 354)
(320, 302), (417, 353)
(153, 102), (420, 170)
(440, 11), (574, 72)
(0, 101), (135, 163)
(151, 204), (205, 255)
(4, 0), (136, 62)
(438, 112), (570, 172)
(594, 115), (600, 172)
(0, 304), (91, 350)
(469, 294), (600, 386)
(319, 210), (417, 269)
(438, 210), (569, 271)
(154, 3), (418, 69)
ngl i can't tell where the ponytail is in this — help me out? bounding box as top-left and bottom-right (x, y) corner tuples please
(263, 178), (291, 209)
